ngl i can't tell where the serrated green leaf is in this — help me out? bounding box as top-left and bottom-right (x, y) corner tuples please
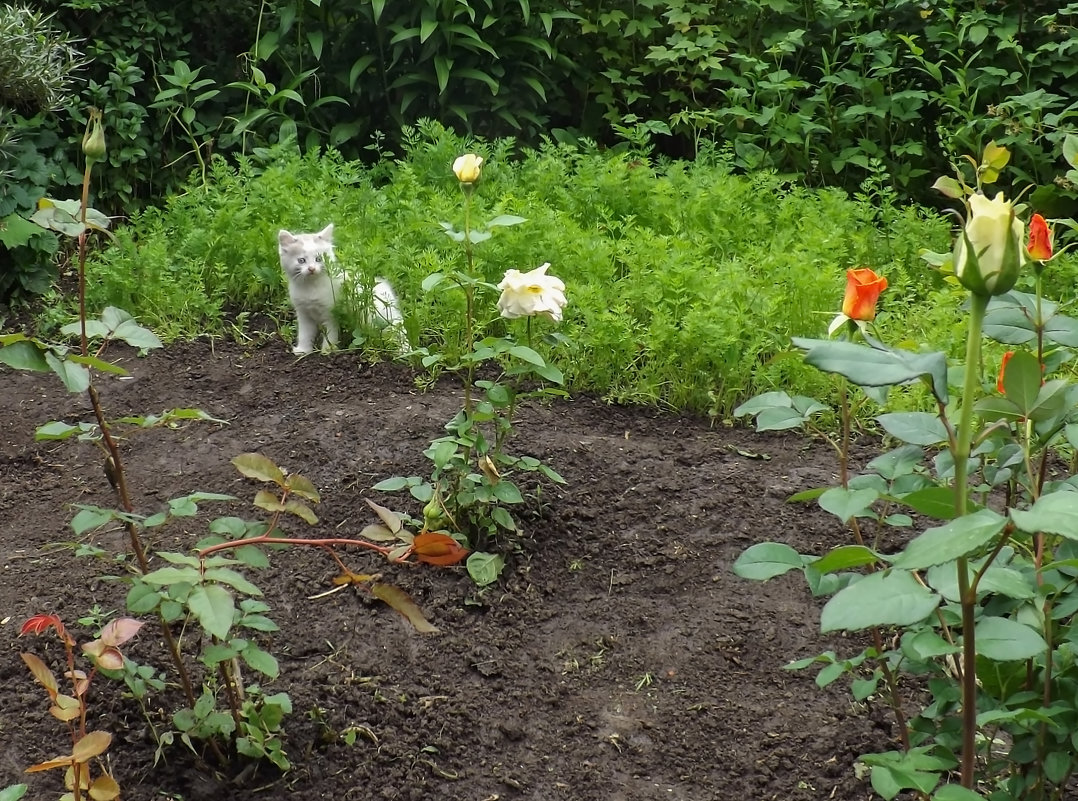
(0, 340), (49, 371)
(974, 616), (1046, 661)
(71, 506), (115, 536)
(1011, 492), (1078, 539)
(232, 453), (286, 485)
(36, 421), (81, 441)
(810, 544), (881, 574)
(466, 552), (505, 587)
(733, 542), (805, 580)
(188, 584), (235, 639)
(203, 567), (263, 597)
(793, 337), (948, 404)
(818, 487), (879, 523)
(821, 570), (940, 632)
(894, 509), (1007, 570)
(932, 784), (984, 801)
(242, 643), (280, 678)
(877, 412), (949, 446)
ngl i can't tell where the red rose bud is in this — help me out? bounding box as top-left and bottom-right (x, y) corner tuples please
(841, 267), (888, 321)
(1027, 213), (1052, 261)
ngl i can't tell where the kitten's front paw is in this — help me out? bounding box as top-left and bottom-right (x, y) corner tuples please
(292, 345), (313, 355)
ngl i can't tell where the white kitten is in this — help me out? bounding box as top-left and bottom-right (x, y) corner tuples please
(278, 224), (406, 355)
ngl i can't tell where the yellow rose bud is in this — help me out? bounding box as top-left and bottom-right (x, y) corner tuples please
(953, 191), (1024, 297)
(452, 153), (483, 184)
(81, 107), (107, 166)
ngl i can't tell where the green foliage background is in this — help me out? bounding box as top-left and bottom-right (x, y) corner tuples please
(62, 122), (974, 414)
(6, 0), (1078, 214)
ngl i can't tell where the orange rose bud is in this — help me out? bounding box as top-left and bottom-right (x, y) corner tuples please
(997, 351), (1014, 394)
(1027, 213), (1052, 261)
(841, 267), (888, 321)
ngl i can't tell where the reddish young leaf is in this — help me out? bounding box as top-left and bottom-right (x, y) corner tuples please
(98, 617), (144, 647)
(21, 614), (73, 645)
(412, 532), (469, 566)
(370, 583), (439, 633)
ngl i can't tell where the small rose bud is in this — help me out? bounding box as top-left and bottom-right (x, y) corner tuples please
(82, 107), (107, 165)
(1027, 213), (1053, 262)
(841, 267), (887, 322)
(452, 153), (483, 184)
(953, 192), (1024, 297)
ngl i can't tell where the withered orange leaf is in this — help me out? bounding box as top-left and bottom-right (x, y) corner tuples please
(89, 769), (121, 801)
(412, 532), (469, 566)
(71, 731), (112, 763)
(331, 571), (381, 586)
(21, 652), (59, 696)
(371, 583), (439, 633)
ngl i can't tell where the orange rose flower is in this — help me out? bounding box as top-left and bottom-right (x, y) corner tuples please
(997, 351), (1014, 394)
(841, 267), (888, 321)
(1027, 213), (1052, 261)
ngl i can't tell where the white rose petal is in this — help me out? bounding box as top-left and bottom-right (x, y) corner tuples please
(497, 263), (567, 322)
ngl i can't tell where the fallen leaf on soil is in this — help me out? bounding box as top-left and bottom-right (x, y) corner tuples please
(370, 583), (439, 633)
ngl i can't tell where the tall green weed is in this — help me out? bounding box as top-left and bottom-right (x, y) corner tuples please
(63, 125), (973, 414)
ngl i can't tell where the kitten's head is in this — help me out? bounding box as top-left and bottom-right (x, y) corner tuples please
(278, 224), (335, 281)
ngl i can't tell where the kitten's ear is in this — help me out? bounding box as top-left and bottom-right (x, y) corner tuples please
(278, 230), (296, 245)
(318, 223), (334, 240)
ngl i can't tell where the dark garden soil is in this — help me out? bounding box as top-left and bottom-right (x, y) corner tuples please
(0, 339), (897, 801)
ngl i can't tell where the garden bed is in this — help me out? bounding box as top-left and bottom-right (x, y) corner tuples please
(0, 339), (891, 800)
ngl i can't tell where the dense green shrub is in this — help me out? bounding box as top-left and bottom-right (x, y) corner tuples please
(0, 5), (82, 307)
(574, 0), (1078, 206)
(53, 123), (974, 413)
(12, 0), (1077, 218)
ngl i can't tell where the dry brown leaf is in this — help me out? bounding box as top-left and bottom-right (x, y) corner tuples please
(371, 583), (439, 633)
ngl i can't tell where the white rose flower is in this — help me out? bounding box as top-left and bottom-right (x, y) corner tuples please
(497, 263), (567, 322)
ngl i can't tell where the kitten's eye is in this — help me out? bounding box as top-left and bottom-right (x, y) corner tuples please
(297, 257), (307, 264)
(315, 254), (323, 262)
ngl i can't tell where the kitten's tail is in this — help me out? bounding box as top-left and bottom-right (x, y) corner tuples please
(373, 278), (408, 353)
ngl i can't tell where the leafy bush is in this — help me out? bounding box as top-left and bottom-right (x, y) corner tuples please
(0, 5), (82, 307)
(16, 0), (1078, 214)
(573, 0), (1078, 205)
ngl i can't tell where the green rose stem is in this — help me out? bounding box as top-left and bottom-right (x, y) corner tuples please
(461, 182), (477, 416)
(1029, 266), (1055, 785)
(954, 290), (989, 788)
(74, 122), (217, 762)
